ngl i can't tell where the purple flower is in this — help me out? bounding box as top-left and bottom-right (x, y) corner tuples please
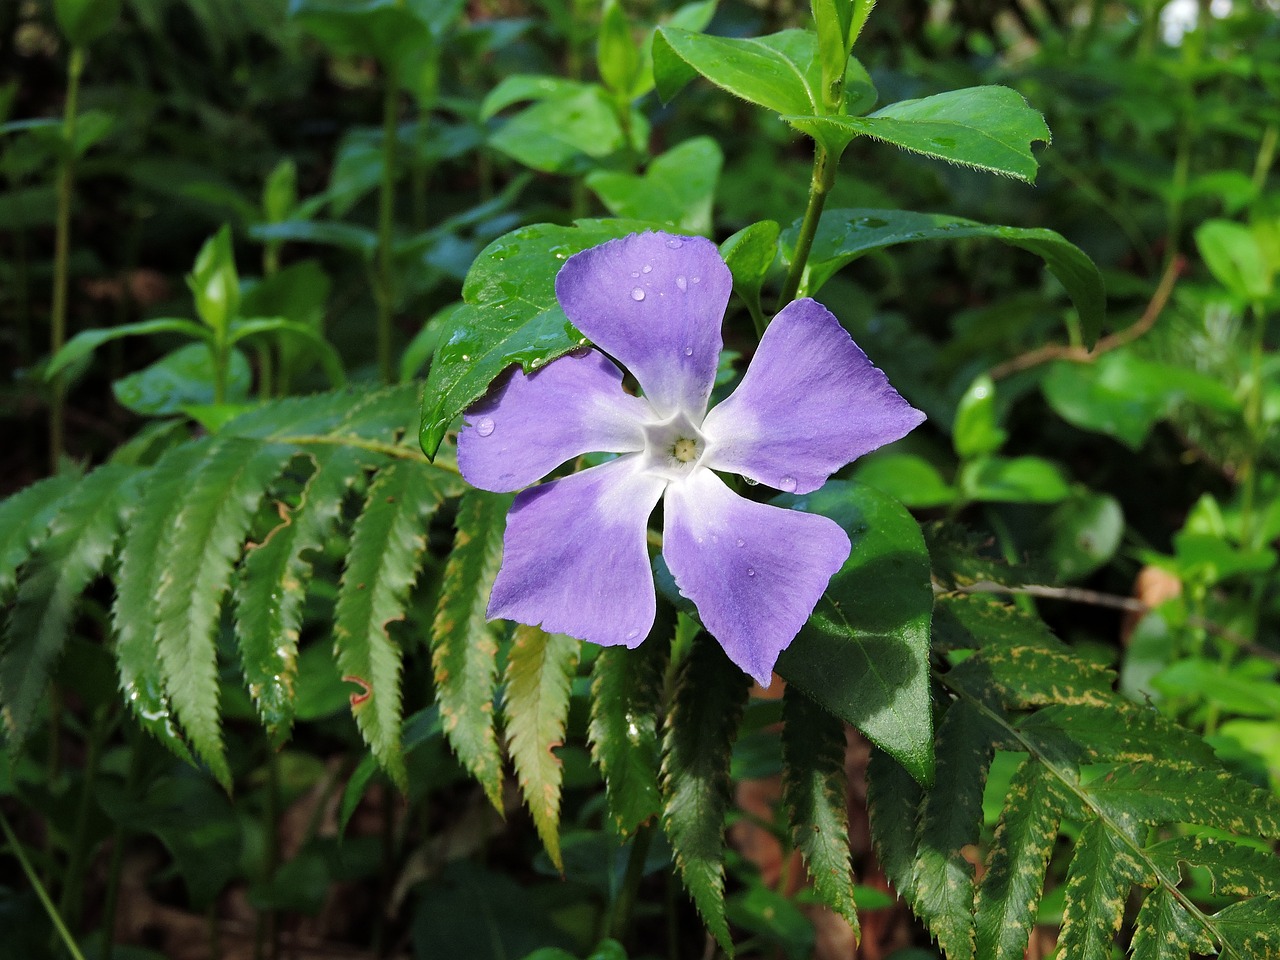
(457, 231), (924, 685)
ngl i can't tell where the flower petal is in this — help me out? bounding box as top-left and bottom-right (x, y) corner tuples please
(701, 298), (926, 494)
(458, 350), (651, 493)
(489, 456), (665, 647)
(555, 231), (731, 420)
(662, 470), (850, 686)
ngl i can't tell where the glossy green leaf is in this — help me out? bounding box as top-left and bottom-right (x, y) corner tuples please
(234, 445), (375, 743)
(780, 688), (859, 931)
(661, 634), (750, 953)
(334, 460), (452, 788)
(0, 465), (140, 745)
(720, 220), (780, 323)
(953, 374), (1007, 458)
(486, 82), (648, 174)
(112, 344), (252, 416)
(852, 453), (955, 508)
(0, 471), (80, 596)
(775, 481), (934, 785)
(586, 137), (722, 235)
(588, 618), (670, 838)
(430, 489), (512, 808)
(783, 208), (1104, 344)
(151, 438), (293, 785)
(53, 0), (123, 46)
(1211, 897), (1280, 956)
(504, 626), (580, 870)
(188, 226), (241, 337)
(973, 760), (1062, 960)
(788, 86), (1050, 182)
(419, 219), (664, 458)
(46, 318), (211, 381)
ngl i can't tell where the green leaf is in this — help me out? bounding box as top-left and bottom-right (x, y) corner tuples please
(262, 159), (297, 223)
(0, 471), (80, 595)
(1017, 701), (1220, 770)
(188, 225), (241, 337)
(53, 0), (123, 46)
(950, 640), (1114, 709)
(334, 460), (452, 788)
(1212, 897), (1280, 957)
(775, 481), (934, 785)
(953, 374), (1007, 458)
(852, 453), (955, 509)
(0, 465), (140, 745)
(113, 343), (252, 416)
(430, 489), (512, 808)
(865, 747), (926, 914)
(45, 318), (211, 381)
(419, 219), (663, 458)
(151, 438), (293, 785)
(909, 699), (1003, 960)
(784, 208), (1105, 344)
(487, 84), (648, 174)
(959, 455), (1071, 504)
(113, 442), (206, 761)
(1195, 219), (1273, 302)
(1055, 820), (1151, 959)
(504, 626), (580, 870)
(586, 137), (722, 235)
(289, 0), (454, 79)
(234, 445), (375, 743)
(781, 688), (859, 932)
(720, 220), (780, 323)
(247, 220), (379, 258)
(588, 622), (670, 838)
(598, 0), (641, 97)
(1039, 490), (1124, 582)
(973, 759), (1062, 960)
(1088, 763), (1280, 837)
(1146, 835), (1280, 899)
(661, 634), (751, 954)
(228, 318), (347, 388)
(1130, 887), (1213, 960)
(788, 86), (1050, 182)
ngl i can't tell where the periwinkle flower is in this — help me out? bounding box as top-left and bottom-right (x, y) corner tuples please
(458, 231), (924, 685)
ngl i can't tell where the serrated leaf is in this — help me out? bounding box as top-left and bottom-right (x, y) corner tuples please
(910, 699), (1001, 960)
(0, 471), (81, 595)
(952, 643), (1114, 708)
(1088, 763), (1280, 838)
(586, 137), (722, 235)
(152, 437), (293, 785)
(114, 442), (210, 761)
(1130, 887), (1214, 960)
(504, 626), (580, 870)
(419, 219), (666, 458)
(973, 759), (1062, 960)
(1056, 819), (1151, 959)
(1, 465), (140, 745)
(788, 86), (1050, 182)
(783, 208), (1104, 345)
(775, 481), (934, 785)
(661, 634), (750, 954)
(588, 615), (671, 838)
(235, 445), (375, 742)
(1211, 896), (1280, 957)
(430, 488), (512, 807)
(865, 745), (926, 899)
(781, 688), (858, 932)
(1017, 702), (1221, 771)
(1146, 835), (1280, 899)
(334, 460), (451, 788)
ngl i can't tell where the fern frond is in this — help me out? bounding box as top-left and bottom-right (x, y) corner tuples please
(661, 634), (750, 955)
(234, 444), (376, 742)
(333, 459), (453, 788)
(430, 488), (512, 809)
(1056, 819), (1152, 957)
(1130, 887), (1214, 960)
(1, 464), (141, 744)
(504, 626), (580, 870)
(0, 470), (81, 595)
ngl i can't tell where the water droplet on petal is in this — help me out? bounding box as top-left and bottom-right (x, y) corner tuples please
(642, 264), (652, 274)
(631, 288), (645, 301)
(736, 538), (745, 547)
(666, 237), (682, 248)
(779, 475), (797, 492)
(475, 416), (495, 437)
(691, 276), (701, 284)
(625, 628), (640, 641)
(683, 346), (693, 356)
(747, 567), (756, 577)
(631, 271), (640, 278)
(675, 275), (687, 292)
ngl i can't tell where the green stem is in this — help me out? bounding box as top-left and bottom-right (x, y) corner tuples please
(255, 747), (282, 960)
(777, 145), (837, 311)
(1251, 125), (1277, 193)
(0, 810), (88, 960)
(57, 706), (111, 933)
(609, 823), (653, 942)
(1237, 301), (1269, 552)
(212, 340), (228, 406)
(375, 65), (400, 385)
(100, 729), (145, 960)
(50, 45), (85, 473)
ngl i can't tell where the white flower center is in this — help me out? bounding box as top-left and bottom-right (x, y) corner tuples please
(641, 410), (706, 482)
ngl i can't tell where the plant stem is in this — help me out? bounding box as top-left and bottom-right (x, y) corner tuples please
(58, 705), (111, 933)
(50, 44), (85, 474)
(777, 145), (837, 311)
(101, 729), (145, 960)
(375, 64), (400, 385)
(0, 810), (88, 960)
(609, 823), (653, 942)
(1237, 301), (1269, 551)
